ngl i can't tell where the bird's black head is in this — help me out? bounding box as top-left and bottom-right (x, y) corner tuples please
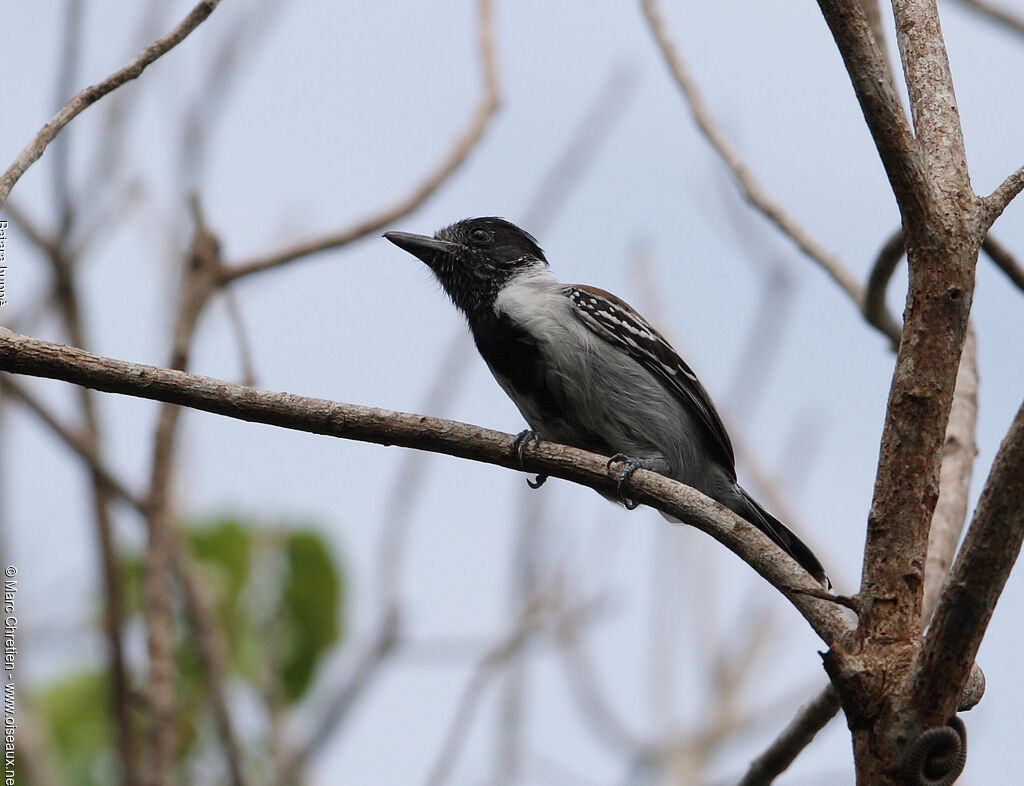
(384, 217), (548, 315)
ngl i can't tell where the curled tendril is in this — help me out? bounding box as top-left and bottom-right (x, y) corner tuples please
(904, 716), (967, 786)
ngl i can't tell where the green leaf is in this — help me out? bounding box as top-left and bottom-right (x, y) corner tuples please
(38, 671), (114, 786)
(280, 529), (343, 702)
(188, 517), (253, 604)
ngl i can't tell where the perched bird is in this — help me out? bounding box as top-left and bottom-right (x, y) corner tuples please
(384, 217), (827, 585)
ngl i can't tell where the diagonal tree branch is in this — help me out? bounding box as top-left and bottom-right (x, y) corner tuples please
(0, 0), (223, 209)
(949, 0), (1024, 39)
(910, 394), (1024, 715)
(982, 233), (1024, 293)
(815, 0), (934, 222)
(278, 614), (400, 783)
(640, 0), (880, 326)
(736, 684), (841, 786)
(0, 326), (853, 647)
(219, 0), (499, 283)
(983, 163), (1024, 224)
(1, 376), (146, 514)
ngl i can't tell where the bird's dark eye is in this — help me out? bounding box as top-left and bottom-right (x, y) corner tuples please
(469, 228), (491, 244)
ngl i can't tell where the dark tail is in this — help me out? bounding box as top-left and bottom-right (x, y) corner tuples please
(735, 487), (829, 587)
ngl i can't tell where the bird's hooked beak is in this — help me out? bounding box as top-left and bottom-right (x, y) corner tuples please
(383, 231), (460, 267)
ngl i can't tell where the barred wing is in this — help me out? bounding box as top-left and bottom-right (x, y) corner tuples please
(566, 285), (736, 474)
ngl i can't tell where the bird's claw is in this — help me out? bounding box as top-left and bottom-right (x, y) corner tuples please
(514, 430), (547, 490)
(513, 429), (543, 466)
(607, 453), (643, 510)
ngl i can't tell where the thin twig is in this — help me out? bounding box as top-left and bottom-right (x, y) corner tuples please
(1, 377), (146, 513)
(863, 228), (906, 348)
(983, 164), (1024, 226)
(0, 326), (855, 647)
(175, 540), (248, 786)
(0, 0), (223, 209)
(220, 284), (257, 386)
(519, 62), (639, 232)
(279, 612), (400, 782)
(736, 684), (842, 786)
(178, 0), (287, 192)
(52, 0), (84, 243)
(982, 233), (1024, 293)
(376, 330), (473, 611)
(425, 596), (550, 786)
(221, 0), (500, 282)
(1, 201), (58, 257)
(558, 619), (649, 756)
(640, 0), (869, 316)
(949, 0), (1024, 38)
(68, 179), (144, 260)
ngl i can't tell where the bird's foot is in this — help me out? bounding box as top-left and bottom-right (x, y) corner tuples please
(514, 430), (547, 489)
(606, 454), (671, 510)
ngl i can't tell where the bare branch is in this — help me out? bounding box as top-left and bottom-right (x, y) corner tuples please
(52, 0), (85, 242)
(376, 331), (473, 611)
(982, 232), (1024, 294)
(863, 228), (906, 349)
(891, 0), (971, 199)
(142, 201), (225, 785)
(863, 229), (1013, 424)
(175, 541), (248, 786)
(815, 0), (934, 221)
(68, 179), (144, 260)
(0, 0), (223, 209)
(921, 325), (978, 622)
(640, 0), (870, 315)
(1, 376), (146, 513)
(178, 0), (287, 191)
(558, 628), (646, 756)
(736, 685), (842, 786)
(220, 0), (500, 282)
(985, 167), (1024, 226)
(949, 0), (1024, 39)
(279, 614), (399, 782)
(858, 0), (896, 76)
(814, 1), (983, 658)
(910, 393), (1024, 715)
(425, 597), (548, 786)
(519, 62), (638, 232)
(0, 326), (855, 647)
(220, 284), (257, 387)
(1, 201), (58, 258)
